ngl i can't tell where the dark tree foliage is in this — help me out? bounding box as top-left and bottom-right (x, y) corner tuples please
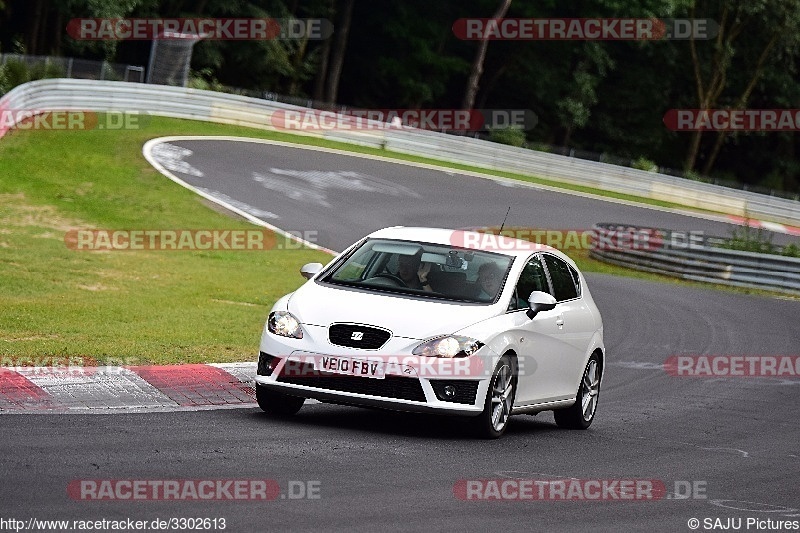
(1, 0), (798, 192)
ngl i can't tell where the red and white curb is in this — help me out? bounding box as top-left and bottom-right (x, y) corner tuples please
(726, 215), (800, 237)
(0, 363), (265, 414)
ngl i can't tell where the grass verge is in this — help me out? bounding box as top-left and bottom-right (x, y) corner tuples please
(0, 118), (330, 364)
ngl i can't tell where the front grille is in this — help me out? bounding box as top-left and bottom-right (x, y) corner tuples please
(430, 379), (480, 404)
(277, 360), (425, 402)
(328, 323), (391, 349)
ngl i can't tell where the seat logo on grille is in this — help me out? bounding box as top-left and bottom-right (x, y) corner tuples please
(350, 331), (364, 341)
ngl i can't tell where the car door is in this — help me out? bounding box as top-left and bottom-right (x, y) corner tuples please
(507, 254), (576, 405)
(541, 253), (596, 399)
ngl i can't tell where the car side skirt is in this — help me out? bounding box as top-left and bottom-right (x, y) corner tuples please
(511, 398), (576, 415)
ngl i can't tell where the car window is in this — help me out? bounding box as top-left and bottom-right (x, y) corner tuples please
(542, 254), (579, 302)
(510, 255), (551, 311)
(322, 238), (513, 303)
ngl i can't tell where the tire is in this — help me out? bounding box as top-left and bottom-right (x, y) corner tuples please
(256, 385), (305, 416)
(470, 355), (516, 439)
(554, 353), (601, 430)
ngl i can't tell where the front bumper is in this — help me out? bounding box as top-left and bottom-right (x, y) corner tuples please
(255, 351), (489, 417)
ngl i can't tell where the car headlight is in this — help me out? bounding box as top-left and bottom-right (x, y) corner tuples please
(412, 335), (483, 358)
(267, 311), (303, 339)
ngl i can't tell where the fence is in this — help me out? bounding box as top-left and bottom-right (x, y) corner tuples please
(0, 54), (145, 83)
(589, 223), (800, 295)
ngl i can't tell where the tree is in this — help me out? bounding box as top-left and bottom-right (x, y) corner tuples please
(323, 0), (353, 103)
(461, 0), (512, 111)
(312, 0), (333, 101)
(337, 0), (469, 108)
(684, 0), (800, 173)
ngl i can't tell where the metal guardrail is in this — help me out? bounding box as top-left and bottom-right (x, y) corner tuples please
(2, 78), (800, 226)
(589, 223), (800, 295)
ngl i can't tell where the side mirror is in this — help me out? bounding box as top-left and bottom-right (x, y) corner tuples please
(300, 262), (323, 280)
(526, 291), (557, 319)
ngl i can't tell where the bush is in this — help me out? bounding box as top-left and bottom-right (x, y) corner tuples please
(0, 59), (66, 95)
(488, 126), (526, 148)
(758, 171), (785, 192)
(722, 224), (776, 254)
(527, 142), (552, 153)
(632, 156), (658, 172)
(188, 69), (230, 93)
(782, 243), (800, 258)
(28, 60), (65, 80)
(683, 169), (704, 182)
(0, 64), (9, 95)
(4, 59), (31, 88)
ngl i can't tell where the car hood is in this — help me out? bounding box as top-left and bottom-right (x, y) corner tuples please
(287, 280), (499, 340)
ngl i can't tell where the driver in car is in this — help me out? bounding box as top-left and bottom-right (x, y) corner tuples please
(397, 251), (433, 291)
(476, 261), (502, 301)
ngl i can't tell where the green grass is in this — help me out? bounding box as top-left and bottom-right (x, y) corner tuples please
(0, 118), (330, 364)
(0, 117), (788, 365)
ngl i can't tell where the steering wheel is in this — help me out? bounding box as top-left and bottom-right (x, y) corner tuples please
(371, 273), (408, 287)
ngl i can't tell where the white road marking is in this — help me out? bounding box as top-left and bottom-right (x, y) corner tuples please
(19, 367), (178, 410)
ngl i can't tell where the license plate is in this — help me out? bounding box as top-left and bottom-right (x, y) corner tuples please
(315, 356), (385, 379)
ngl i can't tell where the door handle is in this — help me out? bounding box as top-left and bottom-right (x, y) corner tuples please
(556, 315), (564, 328)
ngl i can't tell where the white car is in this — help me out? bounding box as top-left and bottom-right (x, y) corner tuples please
(255, 227), (604, 438)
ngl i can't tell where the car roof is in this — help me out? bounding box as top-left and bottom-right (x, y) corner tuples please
(366, 226), (568, 262)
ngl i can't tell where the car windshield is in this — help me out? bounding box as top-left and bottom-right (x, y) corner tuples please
(321, 238), (513, 303)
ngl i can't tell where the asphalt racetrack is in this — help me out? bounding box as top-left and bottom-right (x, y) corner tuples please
(1, 138), (798, 533)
